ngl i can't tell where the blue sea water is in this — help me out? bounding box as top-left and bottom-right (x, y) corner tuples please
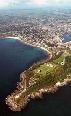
(0, 38), (48, 116)
(62, 33), (71, 42)
(0, 38), (71, 116)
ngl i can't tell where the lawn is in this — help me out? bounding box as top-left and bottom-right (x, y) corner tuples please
(33, 64), (54, 77)
(53, 55), (66, 64)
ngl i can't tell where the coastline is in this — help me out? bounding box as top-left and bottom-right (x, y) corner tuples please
(6, 36), (52, 59)
(6, 77), (71, 111)
(6, 36), (21, 40)
(5, 36), (71, 111)
(23, 41), (52, 59)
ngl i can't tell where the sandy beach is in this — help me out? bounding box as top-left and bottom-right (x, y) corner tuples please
(6, 36), (21, 40)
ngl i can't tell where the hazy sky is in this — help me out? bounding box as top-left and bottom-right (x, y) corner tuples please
(0, 0), (71, 9)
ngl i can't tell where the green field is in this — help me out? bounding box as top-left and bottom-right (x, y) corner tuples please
(53, 55), (66, 64)
(33, 64), (54, 77)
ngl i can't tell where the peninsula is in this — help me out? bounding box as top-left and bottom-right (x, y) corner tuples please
(5, 36), (71, 111)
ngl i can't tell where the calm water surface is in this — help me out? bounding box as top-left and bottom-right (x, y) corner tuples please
(62, 33), (71, 42)
(0, 38), (71, 116)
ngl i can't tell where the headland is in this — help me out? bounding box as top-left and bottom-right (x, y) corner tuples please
(5, 35), (71, 111)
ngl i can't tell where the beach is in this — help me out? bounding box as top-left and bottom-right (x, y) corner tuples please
(6, 36), (21, 40)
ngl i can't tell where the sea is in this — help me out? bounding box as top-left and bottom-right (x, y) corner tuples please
(62, 33), (71, 42)
(0, 36), (71, 116)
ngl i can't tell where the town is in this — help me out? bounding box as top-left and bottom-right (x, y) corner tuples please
(0, 8), (71, 55)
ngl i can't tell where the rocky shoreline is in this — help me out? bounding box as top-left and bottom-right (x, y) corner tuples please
(6, 77), (71, 111)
